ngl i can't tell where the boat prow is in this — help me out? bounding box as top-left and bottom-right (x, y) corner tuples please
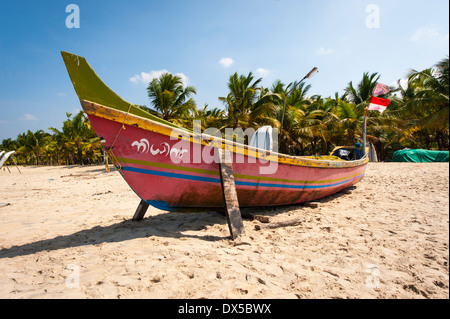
(61, 51), (183, 130)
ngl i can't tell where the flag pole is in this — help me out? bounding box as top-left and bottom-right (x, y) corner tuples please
(363, 84), (378, 158)
(363, 83), (390, 159)
(281, 67), (318, 129)
(362, 106), (369, 158)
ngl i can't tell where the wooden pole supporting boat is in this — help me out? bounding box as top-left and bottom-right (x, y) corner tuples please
(132, 147), (245, 240)
(132, 199), (150, 221)
(217, 148), (245, 240)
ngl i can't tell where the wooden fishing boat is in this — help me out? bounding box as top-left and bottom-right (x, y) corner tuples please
(61, 51), (368, 212)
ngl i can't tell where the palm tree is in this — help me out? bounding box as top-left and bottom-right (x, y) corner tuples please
(343, 72), (399, 158)
(193, 104), (226, 131)
(271, 80), (330, 155)
(146, 73), (197, 127)
(272, 80), (310, 154)
(407, 58), (449, 136)
(345, 72), (381, 105)
(219, 72), (280, 130)
(0, 138), (17, 152)
(16, 130), (51, 165)
(308, 95), (340, 154)
(49, 112), (100, 165)
(387, 58), (449, 152)
(292, 107), (329, 155)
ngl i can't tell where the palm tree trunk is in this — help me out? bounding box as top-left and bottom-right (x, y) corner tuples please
(436, 131), (442, 150)
(78, 148), (84, 165)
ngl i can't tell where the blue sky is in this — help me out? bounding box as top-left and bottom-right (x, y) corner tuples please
(0, 0), (449, 141)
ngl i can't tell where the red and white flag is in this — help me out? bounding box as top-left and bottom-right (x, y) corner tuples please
(373, 83), (390, 96)
(368, 96), (390, 113)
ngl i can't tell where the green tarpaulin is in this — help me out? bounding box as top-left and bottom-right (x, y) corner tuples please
(392, 149), (449, 163)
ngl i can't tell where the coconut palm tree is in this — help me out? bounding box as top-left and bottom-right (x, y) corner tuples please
(329, 100), (361, 146)
(406, 58), (449, 136)
(273, 80), (310, 154)
(271, 80), (330, 155)
(219, 72), (280, 130)
(49, 111), (100, 165)
(193, 104), (226, 131)
(0, 138), (17, 152)
(387, 58), (449, 151)
(345, 72), (381, 105)
(343, 72), (399, 159)
(146, 73), (197, 127)
(16, 130), (52, 165)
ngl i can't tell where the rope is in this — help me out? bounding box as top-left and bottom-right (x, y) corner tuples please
(110, 104), (133, 149)
(104, 156), (110, 173)
(105, 104), (133, 172)
(106, 149), (122, 170)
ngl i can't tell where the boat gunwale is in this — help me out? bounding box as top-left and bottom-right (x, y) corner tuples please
(81, 100), (369, 169)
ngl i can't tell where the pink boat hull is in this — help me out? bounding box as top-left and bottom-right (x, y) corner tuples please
(88, 114), (367, 211)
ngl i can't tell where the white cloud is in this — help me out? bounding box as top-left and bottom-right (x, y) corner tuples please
(20, 114), (38, 121)
(390, 79), (408, 97)
(174, 73), (189, 87)
(130, 69), (189, 86)
(398, 78), (408, 90)
(57, 92), (67, 97)
(411, 27), (442, 42)
(219, 57), (235, 68)
(317, 47), (333, 55)
(130, 69), (169, 84)
(255, 68), (270, 78)
(0, 120), (7, 124)
(390, 79), (407, 89)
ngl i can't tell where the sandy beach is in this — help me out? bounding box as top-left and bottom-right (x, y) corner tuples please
(0, 162), (448, 299)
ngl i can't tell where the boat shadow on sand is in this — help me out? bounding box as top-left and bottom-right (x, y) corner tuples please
(0, 211), (228, 259)
(0, 188), (355, 259)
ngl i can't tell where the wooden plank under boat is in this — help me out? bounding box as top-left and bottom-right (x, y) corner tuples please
(61, 51), (369, 211)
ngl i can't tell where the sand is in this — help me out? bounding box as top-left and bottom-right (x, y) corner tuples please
(0, 162), (448, 299)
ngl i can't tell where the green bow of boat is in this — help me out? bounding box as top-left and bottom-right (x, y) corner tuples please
(61, 51), (186, 130)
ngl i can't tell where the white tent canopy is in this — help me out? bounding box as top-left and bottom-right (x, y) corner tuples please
(0, 150), (16, 169)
